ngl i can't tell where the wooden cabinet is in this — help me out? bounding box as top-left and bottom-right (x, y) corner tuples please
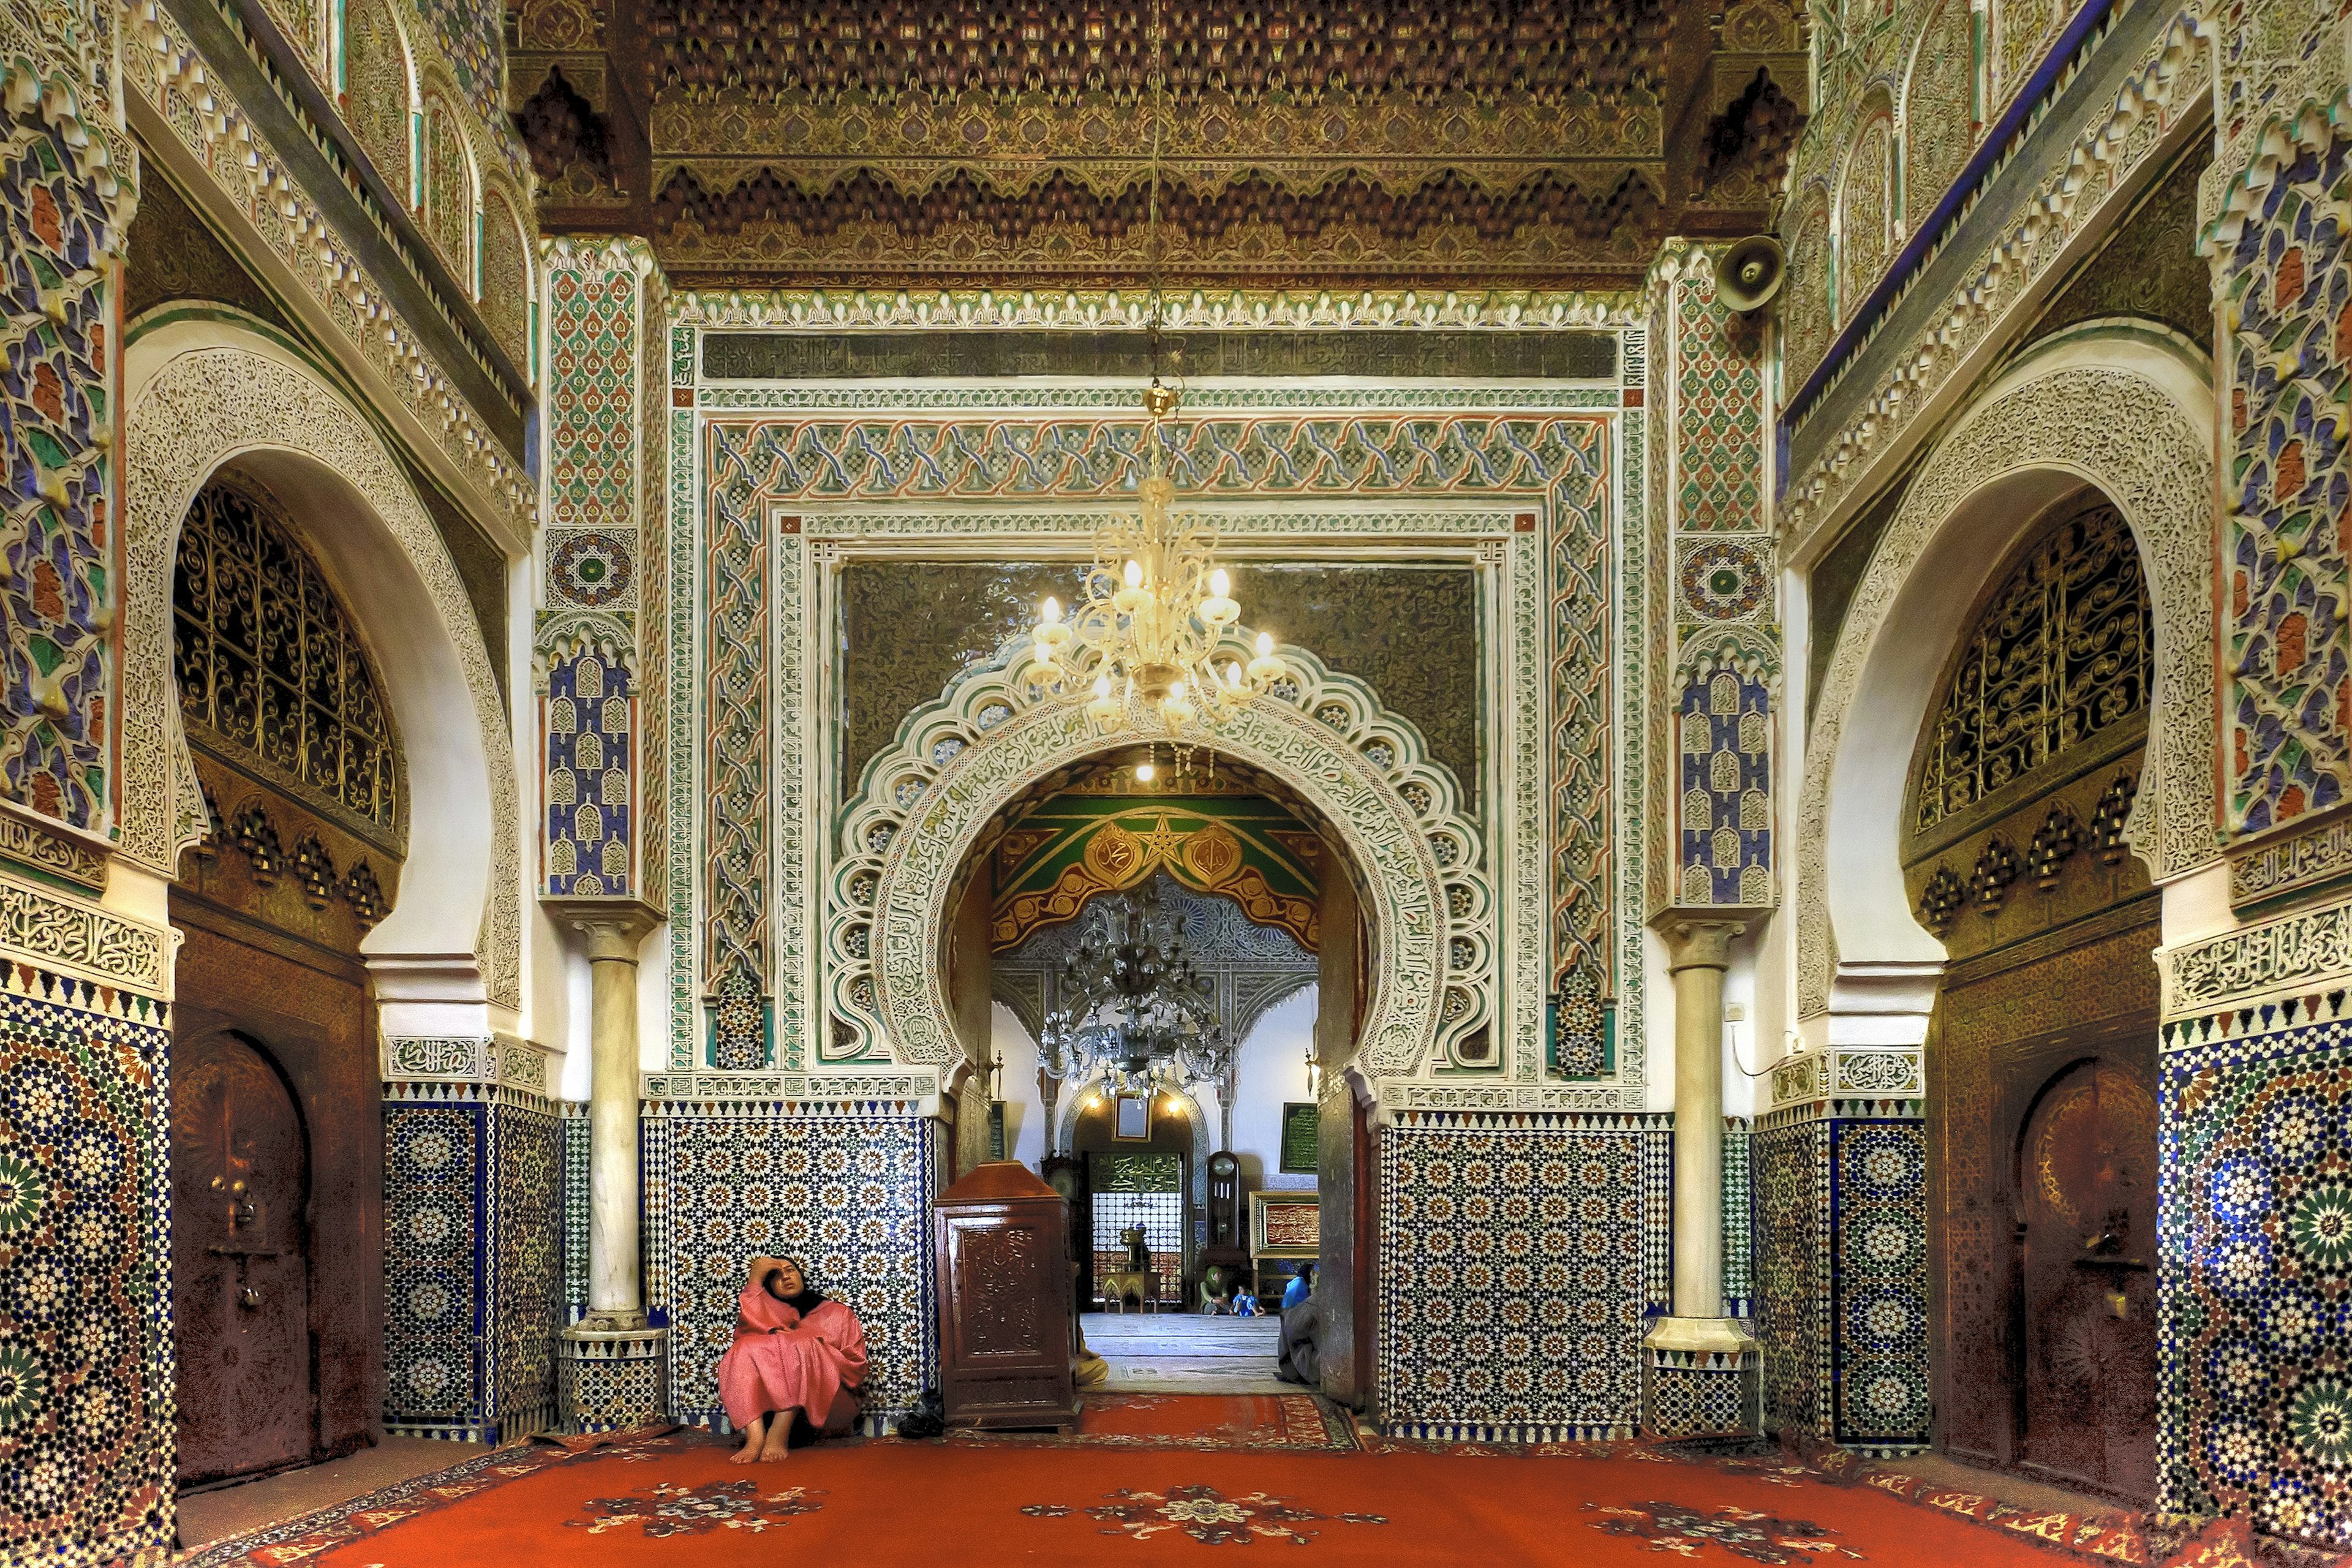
(935, 1161), (1077, 1430)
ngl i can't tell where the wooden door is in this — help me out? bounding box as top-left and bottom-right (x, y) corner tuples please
(2015, 1058), (2158, 1499)
(173, 1033), (313, 1484)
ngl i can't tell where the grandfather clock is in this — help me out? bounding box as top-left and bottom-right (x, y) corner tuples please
(1199, 1150), (1250, 1290)
(934, 1162), (1078, 1430)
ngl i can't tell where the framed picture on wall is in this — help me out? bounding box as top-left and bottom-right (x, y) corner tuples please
(1279, 1102), (1319, 1172)
(1113, 1095), (1150, 1140)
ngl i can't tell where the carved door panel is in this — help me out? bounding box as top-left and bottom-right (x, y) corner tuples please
(2016, 1057), (2158, 1500)
(173, 1031), (313, 1484)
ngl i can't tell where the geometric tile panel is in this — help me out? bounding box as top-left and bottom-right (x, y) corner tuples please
(383, 1096), (566, 1442)
(1673, 271), (1763, 533)
(383, 1102), (483, 1435)
(643, 1114), (935, 1430)
(543, 646), (633, 897)
(1755, 1116), (1830, 1438)
(2162, 1012), (2352, 1550)
(1831, 1120), (1929, 1452)
(1646, 1350), (1758, 1439)
(1676, 663), (1773, 907)
(1723, 1118), (1754, 1319)
(0, 973), (172, 1568)
(562, 1107), (590, 1317)
(1379, 1111), (1673, 1441)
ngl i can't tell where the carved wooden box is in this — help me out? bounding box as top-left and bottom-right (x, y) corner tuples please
(934, 1161), (1078, 1431)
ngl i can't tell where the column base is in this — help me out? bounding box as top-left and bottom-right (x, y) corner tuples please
(1642, 1317), (1760, 1441)
(559, 1321), (668, 1434)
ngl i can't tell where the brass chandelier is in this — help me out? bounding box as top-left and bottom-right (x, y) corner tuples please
(1021, 0), (1288, 745)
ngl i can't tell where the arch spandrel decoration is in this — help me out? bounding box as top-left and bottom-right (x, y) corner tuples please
(123, 335), (522, 1009)
(1797, 351), (2216, 1016)
(832, 640), (1491, 1079)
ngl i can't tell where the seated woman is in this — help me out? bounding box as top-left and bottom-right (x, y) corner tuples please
(717, 1256), (867, 1463)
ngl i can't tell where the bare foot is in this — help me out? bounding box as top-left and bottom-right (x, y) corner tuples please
(729, 1417), (766, 1464)
(758, 1409), (797, 1461)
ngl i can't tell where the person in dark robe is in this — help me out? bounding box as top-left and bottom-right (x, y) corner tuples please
(1277, 1267), (1327, 1386)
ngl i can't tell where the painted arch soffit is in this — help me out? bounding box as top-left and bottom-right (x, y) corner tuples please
(123, 336), (522, 1008)
(834, 641), (1491, 1081)
(1796, 349), (2216, 1017)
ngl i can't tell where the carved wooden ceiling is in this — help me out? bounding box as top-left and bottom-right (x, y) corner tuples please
(510, 0), (1806, 287)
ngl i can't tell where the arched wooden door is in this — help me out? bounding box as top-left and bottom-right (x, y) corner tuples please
(173, 1033), (314, 1482)
(168, 469), (406, 1482)
(2015, 1057), (2158, 1497)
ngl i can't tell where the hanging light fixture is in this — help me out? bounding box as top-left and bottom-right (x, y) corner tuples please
(1022, 0), (1289, 755)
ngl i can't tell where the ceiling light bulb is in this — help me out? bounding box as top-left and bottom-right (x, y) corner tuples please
(1209, 568), (1230, 597)
(1257, 631), (1273, 657)
(1041, 595), (1061, 624)
(1136, 762), (1155, 782)
(1095, 675), (1113, 699)
(1124, 559), (1144, 589)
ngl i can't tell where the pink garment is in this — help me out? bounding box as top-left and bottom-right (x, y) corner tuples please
(715, 1281), (868, 1431)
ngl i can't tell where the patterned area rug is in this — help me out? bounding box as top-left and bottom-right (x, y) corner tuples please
(942, 1392), (1356, 1452)
(176, 1422), (2315, 1567)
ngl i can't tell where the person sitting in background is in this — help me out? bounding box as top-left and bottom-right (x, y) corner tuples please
(717, 1256), (867, 1463)
(1278, 1267), (1325, 1386)
(1231, 1285), (1259, 1316)
(1282, 1264), (1317, 1311)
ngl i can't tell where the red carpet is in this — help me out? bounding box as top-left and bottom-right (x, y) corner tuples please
(944, 1392), (1355, 1452)
(180, 1408), (2316, 1567)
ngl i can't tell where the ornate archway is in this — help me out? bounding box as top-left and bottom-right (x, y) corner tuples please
(121, 322), (521, 1011)
(1797, 330), (2217, 1017)
(830, 641), (1491, 1080)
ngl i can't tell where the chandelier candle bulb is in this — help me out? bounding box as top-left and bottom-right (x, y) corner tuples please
(1248, 631), (1286, 685)
(1200, 566), (1240, 628)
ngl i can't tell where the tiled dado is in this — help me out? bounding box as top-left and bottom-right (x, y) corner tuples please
(1378, 1110), (1673, 1441)
(1754, 1102), (1929, 1456)
(642, 1106), (938, 1433)
(383, 1037), (566, 1442)
(1646, 1348), (1759, 1440)
(2160, 996), (2352, 1551)
(0, 966), (173, 1568)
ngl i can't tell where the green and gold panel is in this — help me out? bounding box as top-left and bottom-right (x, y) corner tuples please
(991, 790), (1324, 953)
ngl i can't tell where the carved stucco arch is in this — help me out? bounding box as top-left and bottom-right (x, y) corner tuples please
(832, 641), (1490, 1079)
(122, 321), (521, 1009)
(1797, 329), (2216, 1016)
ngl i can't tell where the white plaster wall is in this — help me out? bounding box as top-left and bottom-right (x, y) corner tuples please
(992, 1003), (1049, 1166)
(1232, 986), (1320, 1190)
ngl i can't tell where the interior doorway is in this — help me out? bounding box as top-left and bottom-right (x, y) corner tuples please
(167, 470), (406, 1485)
(956, 750), (1376, 1403)
(1902, 489), (2162, 1504)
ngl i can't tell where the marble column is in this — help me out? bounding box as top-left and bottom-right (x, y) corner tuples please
(1643, 913), (1759, 1438)
(545, 897), (666, 1431)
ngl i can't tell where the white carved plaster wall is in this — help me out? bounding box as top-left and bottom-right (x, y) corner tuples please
(1796, 328), (2218, 1023)
(122, 320), (524, 1024)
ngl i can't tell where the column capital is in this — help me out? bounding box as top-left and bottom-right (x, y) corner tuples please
(541, 895), (666, 962)
(1648, 910), (1751, 973)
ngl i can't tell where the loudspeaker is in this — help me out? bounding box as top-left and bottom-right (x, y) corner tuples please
(1715, 235), (1786, 314)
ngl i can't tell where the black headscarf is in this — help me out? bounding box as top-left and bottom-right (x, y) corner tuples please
(764, 1257), (827, 1316)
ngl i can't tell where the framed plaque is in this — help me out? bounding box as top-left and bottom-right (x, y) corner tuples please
(1278, 1102), (1319, 1173)
(1250, 1191), (1319, 1259)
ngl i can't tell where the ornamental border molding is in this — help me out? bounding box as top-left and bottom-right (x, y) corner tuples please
(1798, 360), (2217, 1016)
(1778, 5), (2212, 548)
(0, 802), (110, 891)
(123, 341), (522, 1008)
(2163, 900), (2352, 1019)
(836, 641), (1491, 1081)
(121, 0), (535, 536)
(2197, 23), (2352, 235)
(671, 287), (1645, 333)
(0, 867), (170, 995)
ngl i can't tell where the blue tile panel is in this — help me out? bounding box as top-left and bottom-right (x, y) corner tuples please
(1379, 1110), (1672, 1441)
(2162, 1007), (2352, 1551)
(0, 971), (173, 1566)
(643, 1112), (937, 1428)
(383, 1093), (565, 1442)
